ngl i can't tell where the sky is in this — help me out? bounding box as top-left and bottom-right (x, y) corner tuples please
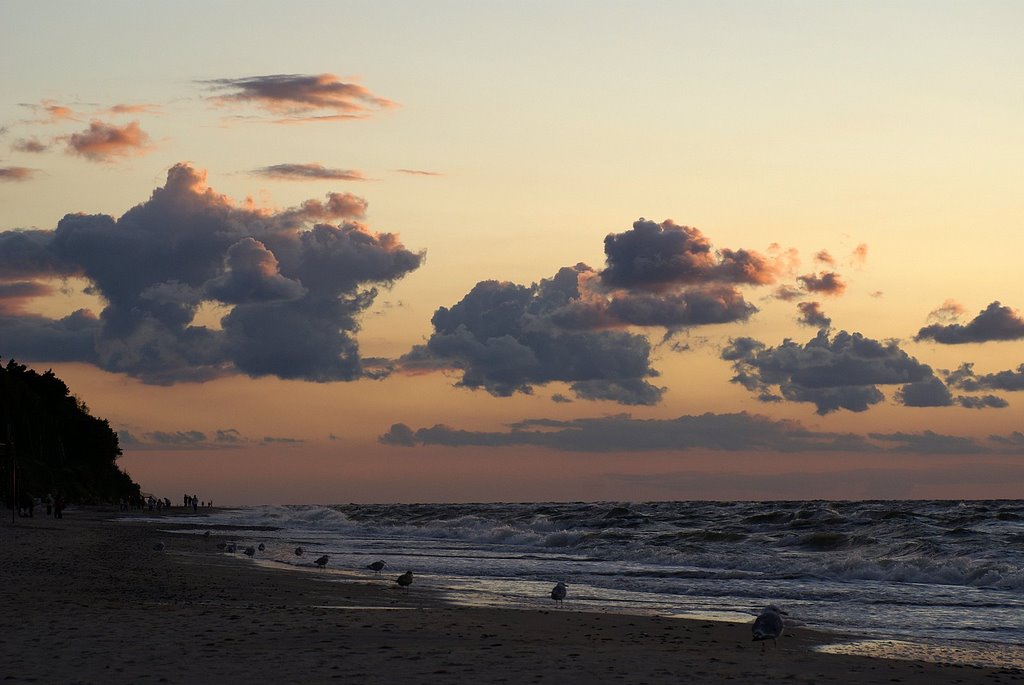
(1, 1), (1023, 504)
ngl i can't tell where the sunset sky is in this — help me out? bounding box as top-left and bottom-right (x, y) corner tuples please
(2, 1), (1023, 503)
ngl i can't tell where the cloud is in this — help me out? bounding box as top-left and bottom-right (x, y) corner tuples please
(106, 103), (161, 115)
(599, 218), (779, 290)
(395, 169), (443, 177)
(379, 411), (873, 452)
(0, 163), (424, 384)
(0, 166), (36, 182)
(797, 271), (846, 296)
(204, 73), (395, 123)
(944, 362), (1024, 393)
(64, 120), (153, 161)
(12, 138), (49, 153)
(251, 163), (368, 181)
(398, 219), (784, 404)
(20, 100), (79, 124)
(382, 410), (1024, 457)
(927, 299), (966, 324)
(916, 301), (1024, 344)
(850, 243), (868, 267)
(796, 301), (831, 328)
(399, 267), (665, 404)
(724, 330), (939, 414)
(0, 280), (56, 313)
(814, 250), (835, 266)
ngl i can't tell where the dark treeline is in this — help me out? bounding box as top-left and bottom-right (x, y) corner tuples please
(0, 358), (141, 506)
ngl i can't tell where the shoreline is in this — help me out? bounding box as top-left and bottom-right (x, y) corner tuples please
(3, 507), (1022, 684)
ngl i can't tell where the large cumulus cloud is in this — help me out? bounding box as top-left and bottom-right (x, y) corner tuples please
(0, 163), (423, 384)
(723, 330), (946, 414)
(916, 301), (1024, 344)
(399, 220), (778, 405)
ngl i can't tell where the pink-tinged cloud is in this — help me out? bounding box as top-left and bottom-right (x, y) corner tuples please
(395, 169), (443, 177)
(0, 166), (36, 182)
(204, 73), (395, 123)
(797, 271), (846, 296)
(851, 243), (868, 266)
(21, 100), (79, 124)
(927, 299), (966, 324)
(252, 163), (368, 181)
(106, 103), (162, 115)
(12, 138), (49, 153)
(64, 120), (154, 162)
(814, 249), (835, 266)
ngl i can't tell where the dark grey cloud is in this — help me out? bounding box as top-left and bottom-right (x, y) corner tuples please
(382, 411), (1022, 457)
(895, 377), (953, 407)
(12, 138), (49, 153)
(380, 412), (873, 453)
(399, 266), (665, 405)
(599, 218), (779, 290)
(204, 73), (394, 123)
(0, 166), (36, 181)
(0, 163), (423, 384)
(724, 330), (938, 414)
(796, 301), (831, 328)
(251, 163), (368, 181)
(956, 395), (1008, 409)
(399, 218), (780, 405)
(916, 301), (1024, 344)
(945, 362), (1024, 392)
(797, 271), (846, 296)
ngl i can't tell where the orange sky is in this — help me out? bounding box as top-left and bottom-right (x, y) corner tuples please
(2, 2), (1023, 503)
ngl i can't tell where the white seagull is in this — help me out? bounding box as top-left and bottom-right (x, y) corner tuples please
(396, 570), (413, 592)
(550, 581), (567, 607)
(751, 605), (787, 650)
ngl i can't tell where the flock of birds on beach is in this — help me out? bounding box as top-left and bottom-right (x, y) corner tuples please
(155, 533), (788, 648)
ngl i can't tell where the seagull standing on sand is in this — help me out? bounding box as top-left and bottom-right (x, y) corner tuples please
(751, 605), (787, 650)
(244, 546), (256, 558)
(314, 554), (329, 569)
(294, 546), (304, 556)
(396, 570), (413, 592)
(367, 560), (388, 575)
(257, 543), (265, 552)
(551, 581), (567, 607)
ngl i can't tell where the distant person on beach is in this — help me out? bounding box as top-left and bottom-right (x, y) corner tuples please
(183, 494), (188, 508)
(53, 494), (63, 519)
(192, 495), (198, 513)
(45, 494), (53, 517)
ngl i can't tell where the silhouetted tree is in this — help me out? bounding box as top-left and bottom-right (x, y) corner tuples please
(0, 358), (141, 506)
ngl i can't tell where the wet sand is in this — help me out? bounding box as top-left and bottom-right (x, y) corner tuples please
(2, 507), (1022, 684)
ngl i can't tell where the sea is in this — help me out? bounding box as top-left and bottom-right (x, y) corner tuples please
(151, 500), (1024, 668)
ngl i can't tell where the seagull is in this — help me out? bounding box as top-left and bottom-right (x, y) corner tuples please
(396, 571), (413, 592)
(314, 555), (329, 569)
(367, 560), (388, 575)
(226, 543), (236, 553)
(257, 543), (266, 552)
(751, 605), (787, 650)
(244, 546), (256, 558)
(294, 546), (304, 556)
(152, 542), (165, 551)
(551, 582), (567, 607)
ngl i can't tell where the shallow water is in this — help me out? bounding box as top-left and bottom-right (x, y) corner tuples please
(145, 500), (1024, 668)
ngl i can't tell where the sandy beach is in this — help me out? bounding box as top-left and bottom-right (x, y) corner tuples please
(2, 508), (1021, 685)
